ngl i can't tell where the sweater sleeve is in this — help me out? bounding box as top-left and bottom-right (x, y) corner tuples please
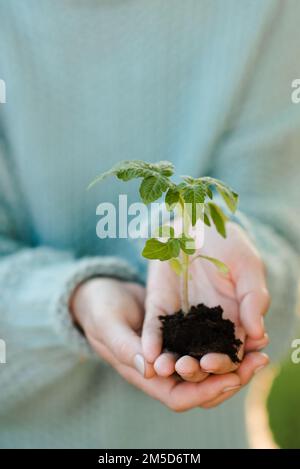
(0, 138), (140, 362)
(211, 4), (300, 360)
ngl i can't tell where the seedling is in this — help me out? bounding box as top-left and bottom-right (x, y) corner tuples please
(89, 160), (242, 362)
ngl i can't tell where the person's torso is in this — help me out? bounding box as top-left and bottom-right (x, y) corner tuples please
(0, 0), (276, 266)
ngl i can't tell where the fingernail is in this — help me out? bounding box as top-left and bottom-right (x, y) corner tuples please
(222, 385), (241, 393)
(134, 354), (145, 377)
(254, 364), (267, 374)
(261, 316), (265, 332)
(257, 344), (267, 351)
(257, 333), (269, 350)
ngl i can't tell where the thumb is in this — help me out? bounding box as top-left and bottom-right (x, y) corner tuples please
(142, 260), (181, 363)
(142, 293), (165, 364)
(103, 320), (155, 379)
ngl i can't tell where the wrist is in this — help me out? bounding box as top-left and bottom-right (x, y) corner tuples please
(69, 277), (119, 329)
(69, 277), (144, 331)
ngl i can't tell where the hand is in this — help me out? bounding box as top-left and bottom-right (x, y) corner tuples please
(70, 277), (262, 411)
(142, 222), (270, 387)
(70, 277), (155, 378)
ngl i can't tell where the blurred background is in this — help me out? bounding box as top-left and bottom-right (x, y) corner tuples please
(247, 325), (300, 449)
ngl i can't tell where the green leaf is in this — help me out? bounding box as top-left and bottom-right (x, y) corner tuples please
(117, 160), (174, 180)
(165, 187), (180, 210)
(154, 225), (175, 238)
(139, 175), (169, 204)
(169, 258), (183, 275)
(179, 235), (196, 255)
(87, 162), (124, 189)
(207, 202), (228, 238)
(195, 255), (229, 274)
(88, 159), (174, 191)
(180, 182), (206, 226)
(153, 161), (175, 177)
(181, 185), (206, 204)
(142, 238), (180, 261)
(206, 186), (213, 199)
(218, 187), (239, 213)
(203, 206), (211, 227)
(201, 177), (239, 213)
(181, 175), (195, 184)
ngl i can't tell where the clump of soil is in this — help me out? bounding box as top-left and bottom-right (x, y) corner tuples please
(159, 304), (242, 363)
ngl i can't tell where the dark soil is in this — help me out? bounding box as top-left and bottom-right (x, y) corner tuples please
(159, 303), (242, 363)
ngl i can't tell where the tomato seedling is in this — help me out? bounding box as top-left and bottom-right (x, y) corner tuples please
(89, 160), (242, 362)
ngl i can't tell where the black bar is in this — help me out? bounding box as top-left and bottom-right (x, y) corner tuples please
(1, 448), (300, 465)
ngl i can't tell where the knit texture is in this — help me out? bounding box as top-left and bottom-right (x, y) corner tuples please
(0, 0), (300, 448)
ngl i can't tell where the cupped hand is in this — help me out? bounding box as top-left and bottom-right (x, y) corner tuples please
(70, 277), (155, 378)
(142, 222), (271, 382)
(69, 277), (268, 411)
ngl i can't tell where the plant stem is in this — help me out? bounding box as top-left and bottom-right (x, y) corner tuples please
(181, 251), (190, 314)
(179, 194), (192, 315)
